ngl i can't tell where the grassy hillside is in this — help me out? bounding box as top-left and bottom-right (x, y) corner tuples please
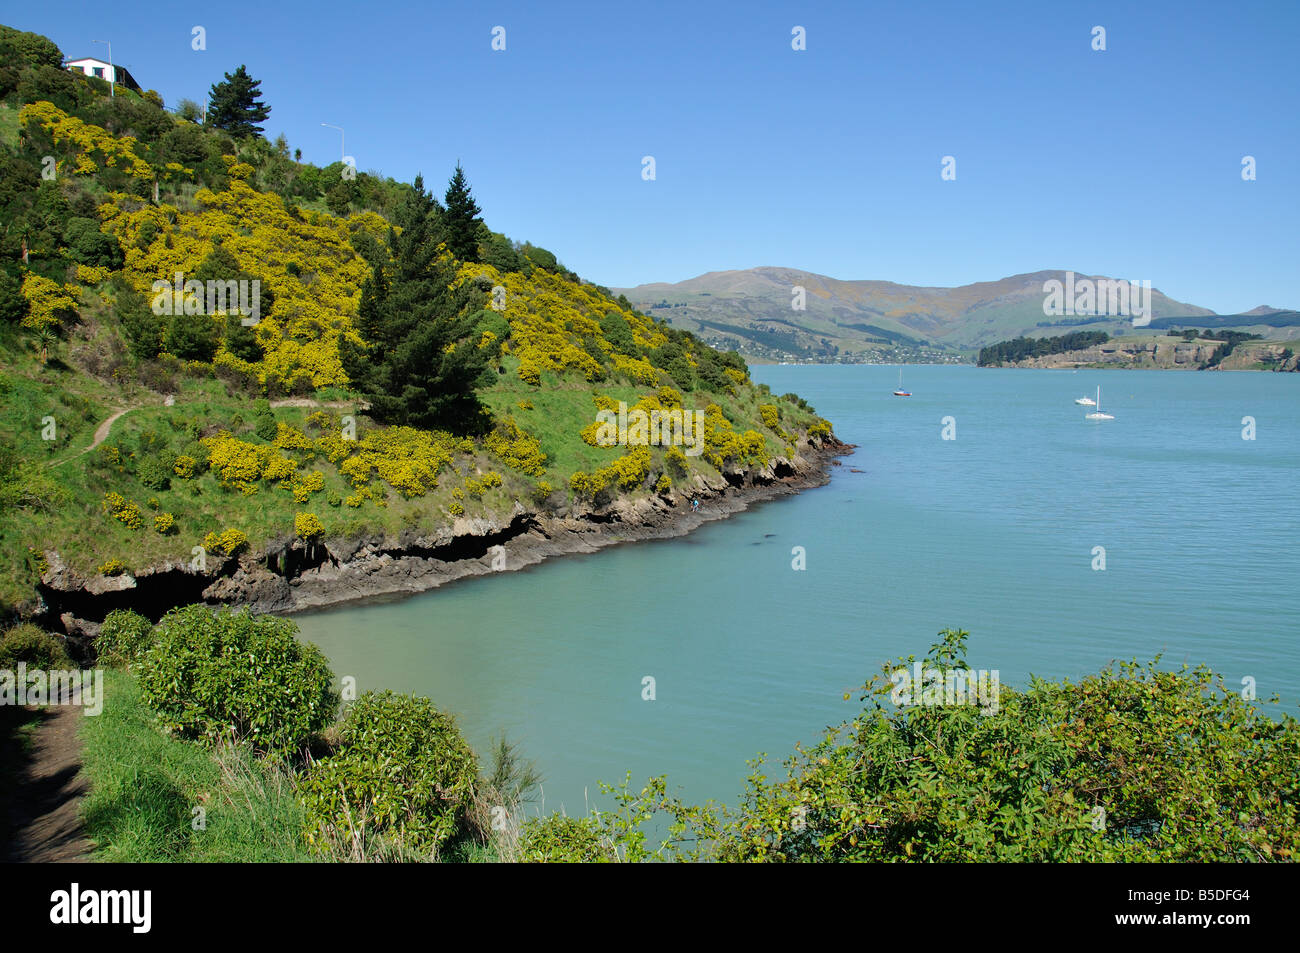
(0, 24), (835, 617)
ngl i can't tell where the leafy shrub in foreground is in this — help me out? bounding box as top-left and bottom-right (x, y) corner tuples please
(518, 631), (1300, 863)
(137, 605), (337, 755)
(96, 609), (154, 666)
(300, 690), (479, 856)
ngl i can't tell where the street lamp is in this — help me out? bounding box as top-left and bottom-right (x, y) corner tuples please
(93, 39), (113, 97)
(321, 123), (345, 163)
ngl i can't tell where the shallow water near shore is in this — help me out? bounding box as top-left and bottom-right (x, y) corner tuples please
(293, 365), (1300, 816)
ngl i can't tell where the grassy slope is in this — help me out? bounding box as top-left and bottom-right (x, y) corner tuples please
(78, 667), (315, 862)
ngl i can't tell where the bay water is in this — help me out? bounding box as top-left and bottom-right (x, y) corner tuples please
(293, 365), (1300, 815)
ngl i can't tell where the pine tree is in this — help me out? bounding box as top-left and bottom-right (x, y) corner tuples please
(341, 175), (492, 433)
(206, 65), (271, 138)
(442, 164), (483, 263)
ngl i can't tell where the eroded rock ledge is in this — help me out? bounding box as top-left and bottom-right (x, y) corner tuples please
(36, 436), (853, 644)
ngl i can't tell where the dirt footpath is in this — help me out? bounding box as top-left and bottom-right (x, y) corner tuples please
(3, 703), (91, 863)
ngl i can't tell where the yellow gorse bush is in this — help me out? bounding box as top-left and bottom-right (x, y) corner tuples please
(202, 432), (299, 493)
(294, 512), (324, 539)
(20, 101), (154, 180)
(456, 262), (666, 388)
(20, 273), (79, 331)
(99, 164), (388, 391)
(702, 404), (768, 470)
(485, 417), (546, 476)
(569, 446), (652, 499)
(203, 528), (249, 557)
(102, 492), (143, 530)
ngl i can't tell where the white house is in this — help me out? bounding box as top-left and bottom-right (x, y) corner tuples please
(63, 57), (141, 92)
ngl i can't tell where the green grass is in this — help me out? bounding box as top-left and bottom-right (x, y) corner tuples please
(0, 102), (20, 149)
(79, 667), (317, 862)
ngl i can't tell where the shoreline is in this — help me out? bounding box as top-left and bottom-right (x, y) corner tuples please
(37, 437), (855, 643)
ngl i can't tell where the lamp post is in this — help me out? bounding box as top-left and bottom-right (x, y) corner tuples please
(93, 39), (113, 97)
(321, 123), (345, 164)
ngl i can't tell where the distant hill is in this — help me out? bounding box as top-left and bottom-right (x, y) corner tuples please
(611, 268), (1290, 362)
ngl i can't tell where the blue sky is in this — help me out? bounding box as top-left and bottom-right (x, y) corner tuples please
(13, 0), (1298, 312)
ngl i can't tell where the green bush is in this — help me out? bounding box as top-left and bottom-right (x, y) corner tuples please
(136, 455), (172, 491)
(253, 398), (277, 441)
(96, 609), (154, 666)
(0, 623), (72, 669)
(518, 814), (614, 863)
(300, 690), (479, 856)
(165, 314), (220, 362)
(136, 605), (338, 755)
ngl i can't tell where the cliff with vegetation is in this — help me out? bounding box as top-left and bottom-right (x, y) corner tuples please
(0, 24), (846, 633)
(980, 333), (1298, 371)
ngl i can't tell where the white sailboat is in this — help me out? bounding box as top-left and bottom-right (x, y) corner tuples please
(1084, 386), (1113, 420)
(892, 368), (911, 397)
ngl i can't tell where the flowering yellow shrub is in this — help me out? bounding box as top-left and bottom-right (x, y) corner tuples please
(569, 469), (608, 498)
(75, 264), (114, 285)
(275, 423), (315, 454)
(517, 356), (543, 386)
(339, 455), (372, 488)
(702, 404), (768, 469)
(172, 456), (196, 479)
(262, 454), (298, 483)
(759, 403), (794, 443)
(153, 512), (175, 534)
(203, 528), (249, 556)
(569, 446), (652, 499)
(20, 274), (79, 331)
(464, 471), (502, 498)
(658, 386), (683, 408)
(103, 492), (143, 530)
(100, 174), (388, 390)
(99, 558), (127, 576)
(202, 433), (298, 492)
(20, 102), (154, 180)
(333, 427), (467, 497)
(294, 512), (324, 539)
(485, 417), (546, 476)
(612, 354), (660, 386)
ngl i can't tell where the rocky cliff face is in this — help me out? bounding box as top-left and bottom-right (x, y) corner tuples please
(1006, 339), (1299, 371)
(1012, 339), (1221, 369)
(35, 436), (853, 647)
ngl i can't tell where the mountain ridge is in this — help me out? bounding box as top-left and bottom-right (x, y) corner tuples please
(614, 268), (1295, 362)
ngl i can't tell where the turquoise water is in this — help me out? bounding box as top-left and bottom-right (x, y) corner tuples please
(293, 365), (1300, 815)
